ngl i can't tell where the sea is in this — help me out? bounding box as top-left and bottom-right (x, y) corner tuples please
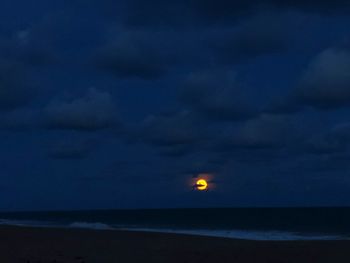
(1, 207), (350, 241)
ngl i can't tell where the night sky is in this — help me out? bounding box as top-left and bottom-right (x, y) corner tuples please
(1, 0), (350, 210)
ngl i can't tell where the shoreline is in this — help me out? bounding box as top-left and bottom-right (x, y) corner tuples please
(1, 220), (347, 241)
(119, 227), (347, 241)
(1, 225), (350, 262)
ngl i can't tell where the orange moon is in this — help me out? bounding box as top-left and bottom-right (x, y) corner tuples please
(196, 179), (208, 191)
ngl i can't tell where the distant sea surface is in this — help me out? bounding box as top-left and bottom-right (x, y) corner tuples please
(1, 208), (350, 241)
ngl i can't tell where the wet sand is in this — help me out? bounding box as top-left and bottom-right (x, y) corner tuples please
(1, 225), (350, 262)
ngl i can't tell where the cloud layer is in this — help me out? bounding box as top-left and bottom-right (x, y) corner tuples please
(297, 47), (350, 109)
(181, 70), (258, 121)
(45, 88), (118, 131)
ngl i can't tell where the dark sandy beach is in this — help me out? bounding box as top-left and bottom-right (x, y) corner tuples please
(1, 226), (350, 262)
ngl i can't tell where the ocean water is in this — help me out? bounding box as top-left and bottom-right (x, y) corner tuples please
(1, 208), (350, 241)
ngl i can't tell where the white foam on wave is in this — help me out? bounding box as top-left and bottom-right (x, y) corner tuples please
(0, 219), (114, 231)
(0, 219), (50, 227)
(0, 218), (348, 240)
(120, 228), (348, 241)
(69, 222), (114, 230)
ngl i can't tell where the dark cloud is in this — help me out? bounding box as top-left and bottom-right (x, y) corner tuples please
(157, 144), (200, 158)
(292, 152), (350, 173)
(0, 60), (33, 111)
(130, 111), (207, 156)
(0, 27), (57, 67)
(0, 109), (38, 130)
(180, 70), (258, 121)
(45, 88), (119, 131)
(295, 47), (350, 109)
(306, 122), (350, 154)
(132, 111), (202, 146)
(124, 0), (350, 27)
(47, 138), (97, 159)
(94, 12), (299, 80)
(94, 29), (177, 79)
(306, 135), (345, 155)
(264, 96), (303, 114)
(268, 47), (350, 113)
(271, 0), (350, 14)
(0, 29), (53, 113)
(209, 12), (295, 63)
(214, 114), (298, 150)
